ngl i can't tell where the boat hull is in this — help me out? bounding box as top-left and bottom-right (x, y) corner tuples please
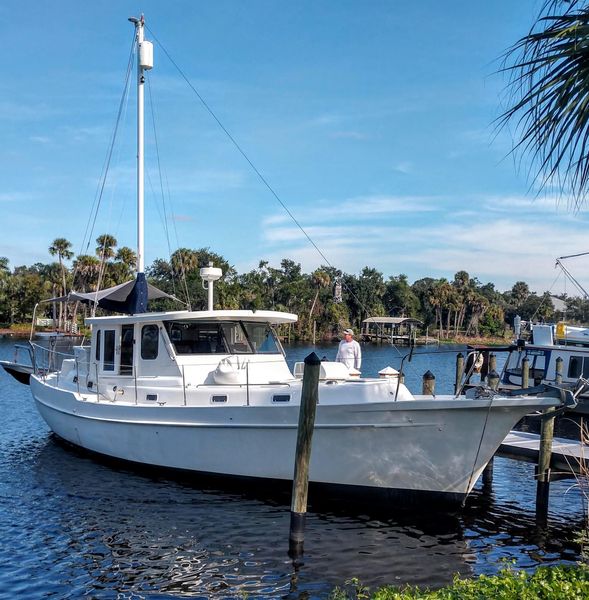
(29, 376), (556, 502)
(0, 360), (33, 385)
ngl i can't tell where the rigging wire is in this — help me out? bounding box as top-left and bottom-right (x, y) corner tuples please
(145, 73), (192, 309)
(73, 30), (136, 294)
(145, 73), (180, 302)
(146, 26), (404, 357)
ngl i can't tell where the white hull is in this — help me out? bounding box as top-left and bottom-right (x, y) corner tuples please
(30, 375), (553, 501)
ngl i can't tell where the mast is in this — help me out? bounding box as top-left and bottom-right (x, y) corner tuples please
(129, 15), (153, 275)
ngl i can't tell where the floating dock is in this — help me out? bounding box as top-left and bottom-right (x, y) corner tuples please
(499, 430), (588, 477)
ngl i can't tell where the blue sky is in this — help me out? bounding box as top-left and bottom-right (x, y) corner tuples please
(1, 1), (589, 294)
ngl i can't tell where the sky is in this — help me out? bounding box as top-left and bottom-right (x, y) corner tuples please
(1, 0), (589, 294)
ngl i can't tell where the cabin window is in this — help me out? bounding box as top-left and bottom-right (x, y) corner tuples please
(242, 322), (281, 353)
(165, 321), (227, 354)
(569, 356), (583, 378)
(211, 395), (227, 403)
(120, 325), (134, 375)
(163, 320), (281, 355)
(141, 324), (159, 360)
(103, 330), (116, 371)
(95, 330), (101, 362)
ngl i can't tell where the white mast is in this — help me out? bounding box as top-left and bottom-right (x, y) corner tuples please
(129, 15), (153, 275)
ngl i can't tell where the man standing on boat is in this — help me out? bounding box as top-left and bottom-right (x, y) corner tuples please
(336, 328), (362, 370)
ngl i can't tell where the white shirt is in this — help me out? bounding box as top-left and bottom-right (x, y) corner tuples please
(336, 339), (362, 370)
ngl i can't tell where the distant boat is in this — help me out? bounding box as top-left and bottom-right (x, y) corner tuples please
(0, 360), (33, 385)
(16, 16), (562, 505)
(498, 322), (589, 414)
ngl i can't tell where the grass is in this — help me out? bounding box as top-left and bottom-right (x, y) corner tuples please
(328, 565), (589, 599)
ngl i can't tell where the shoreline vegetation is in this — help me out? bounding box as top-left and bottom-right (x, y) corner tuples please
(0, 238), (586, 342)
(328, 565), (589, 599)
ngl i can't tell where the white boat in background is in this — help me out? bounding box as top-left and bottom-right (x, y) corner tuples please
(501, 322), (589, 414)
(21, 16), (562, 505)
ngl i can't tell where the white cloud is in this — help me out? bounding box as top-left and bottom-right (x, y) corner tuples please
(257, 193), (589, 293)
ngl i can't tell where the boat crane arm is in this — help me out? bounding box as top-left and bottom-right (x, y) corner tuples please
(555, 255), (589, 299)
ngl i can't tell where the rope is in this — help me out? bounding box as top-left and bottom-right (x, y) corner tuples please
(465, 389), (497, 495)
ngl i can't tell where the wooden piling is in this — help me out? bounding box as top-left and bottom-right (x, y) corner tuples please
(555, 356), (563, 385)
(454, 353), (464, 394)
(482, 457), (494, 487)
(480, 351), (490, 382)
(536, 407), (556, 520)
(289, 352), (321, 558)
(487, 369), (500, 390)
(489, 353), (497, 374)
(521, 357), (530, 389)
(422, 371), (435, 396)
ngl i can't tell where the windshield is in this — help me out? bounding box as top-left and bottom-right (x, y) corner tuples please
(163, 320), (281, 355)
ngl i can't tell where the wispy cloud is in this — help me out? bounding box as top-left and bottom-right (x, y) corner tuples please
(392, 161), (413, 174)
(0, 192), (34, 203)
(257, 192), (589, 292)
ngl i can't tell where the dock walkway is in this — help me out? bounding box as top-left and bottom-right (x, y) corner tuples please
(499, 431), (588, 477)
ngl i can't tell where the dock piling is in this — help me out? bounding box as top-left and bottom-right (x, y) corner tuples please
(489, 353), (497, 374)
(536, 407), (556, 521)
(487, 370), (500, 390)
(482, 457), (494, 488)
(454, 353), (464, 394)
(555, 356), (563, 384)
(289, 352), (321, 559)
(422, 371), (435, 396)
(521, 357), (530, 389)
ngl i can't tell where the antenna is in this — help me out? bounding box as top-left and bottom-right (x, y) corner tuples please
(200, 262), (223, 311)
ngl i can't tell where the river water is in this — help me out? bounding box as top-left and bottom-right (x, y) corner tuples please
(0, 339), (586, 599)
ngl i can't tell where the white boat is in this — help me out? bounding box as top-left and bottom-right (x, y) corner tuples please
(501, 322), (589, 414)
(25, 16), (560, 505)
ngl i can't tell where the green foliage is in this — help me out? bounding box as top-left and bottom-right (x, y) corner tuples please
(329, 565), (589, 599)
(500, 0), (589, 206)
(1, 236), (576, 340)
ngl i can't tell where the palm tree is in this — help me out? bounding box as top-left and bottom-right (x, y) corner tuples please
(112, 246), (137, 284)
(73, 255), (101, 292)
(95, 234), (118, 289)
(308, 269), (331, 320)
(48, 237), (73, 296)
(48, 238), (73, 329)
(500, 1), (589, 205)
(170, 248), (198, 276)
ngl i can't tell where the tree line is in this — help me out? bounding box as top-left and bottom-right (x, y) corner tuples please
(0, 236), (585, 340)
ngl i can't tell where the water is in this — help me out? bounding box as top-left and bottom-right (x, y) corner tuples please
(0, 338), (586, 599)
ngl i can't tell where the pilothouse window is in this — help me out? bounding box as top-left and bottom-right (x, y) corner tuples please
(242, 322), (281, 353)
(163, 321), (280, 354)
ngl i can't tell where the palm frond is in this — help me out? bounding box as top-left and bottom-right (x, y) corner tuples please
(499, 1), (589, 207)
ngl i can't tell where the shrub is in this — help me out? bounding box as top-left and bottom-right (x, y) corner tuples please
(329, 565), (589, 599)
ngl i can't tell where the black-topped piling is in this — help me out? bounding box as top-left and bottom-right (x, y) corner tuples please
(289, 352), (321, 558)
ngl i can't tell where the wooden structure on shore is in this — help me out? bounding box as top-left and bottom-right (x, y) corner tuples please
(361, 317), (434, 346)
